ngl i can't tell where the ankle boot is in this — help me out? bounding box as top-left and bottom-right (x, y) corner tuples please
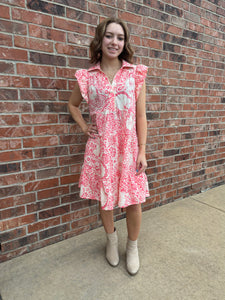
(126, 238), (140, 275)
(106, 229), (119, 267)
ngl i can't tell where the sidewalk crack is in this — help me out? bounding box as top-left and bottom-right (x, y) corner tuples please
(191, 197), (225, 214)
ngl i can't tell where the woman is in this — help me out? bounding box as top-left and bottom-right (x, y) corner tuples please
(68, 17), (149, 275)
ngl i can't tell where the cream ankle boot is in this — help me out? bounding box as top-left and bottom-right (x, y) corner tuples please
(106, 229), (119, 267)
(126, 238), (140, 275)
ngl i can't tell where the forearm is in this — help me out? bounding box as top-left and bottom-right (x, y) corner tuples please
(68, 103), (88, 133)
(136, 115), (147, 154)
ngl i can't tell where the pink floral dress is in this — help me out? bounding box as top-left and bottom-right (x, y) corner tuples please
(75, 60), (149, 210)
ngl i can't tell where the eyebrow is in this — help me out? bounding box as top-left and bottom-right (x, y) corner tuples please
(105, 31), (125, 36)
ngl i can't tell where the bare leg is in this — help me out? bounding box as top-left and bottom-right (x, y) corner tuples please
(126, 204), (142, 241)
(99, 206), (114, 234)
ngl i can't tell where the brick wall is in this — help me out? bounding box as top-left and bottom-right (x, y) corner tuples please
(1, 0), (225, 262)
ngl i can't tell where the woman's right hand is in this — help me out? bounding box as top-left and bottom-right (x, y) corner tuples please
(83, 124), (98, 138)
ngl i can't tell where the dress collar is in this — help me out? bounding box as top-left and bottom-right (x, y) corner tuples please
(87, 60), (134, 72)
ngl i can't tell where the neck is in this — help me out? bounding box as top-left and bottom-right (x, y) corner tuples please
(100, 57), (122, 70)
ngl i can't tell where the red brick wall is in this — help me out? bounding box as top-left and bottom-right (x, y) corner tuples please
(1, 0), (225, 262)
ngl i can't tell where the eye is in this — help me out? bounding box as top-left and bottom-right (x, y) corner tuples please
(105, 34), (112, 39)
(118, 37), (124, 41)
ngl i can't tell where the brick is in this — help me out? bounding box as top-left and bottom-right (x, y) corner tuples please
(0, 0), (25, 7)
(0, 150), (32, 163)
(0, 19), (27, 35)
(0, 33), (13, 46)
(39, 205), (70, 220)
(88, 2), (117, 17)
(12, 7), (52, 26)
(62, 207), (89, 223)
(118, 11), (142, 24)
(144, 0), (164, 10)
(32, 78), (67, 89)
(0, 172), (35, 186)
(67, 32), (91, 46)
(55, 43), (87, 57)
(58, 154), (84, 166)
(30, 52), (66, 66)
(0, 126), (32, 138)
(0, 193), (35, 210)
(27, 0), (65, 16)
(0, 102), (31, 113)
(0, 62), (14, 74)
(0, 227), (26, 243)
(169, 53), (186, 63)
(39, 224), (68, 240)
(2, 234), (38, 252)
(0, 89), (18, 101)
(21, 114), (58, 125)
(71, 199), (90, 211)
(17, 63), (55, 77)
(60, 174), (79, 185)
(62, 225), (90, 240)
(35, 147), (68, 160)
(27, 197), (60, 214)
(142, 38), (163, 50)
(165, 4), (183, 17)
(0, 247), (28, 262)
(71, 215), (97, 229)
(33, 102), (68, 113)
(0, 115), (20, 126)
(150, 9), (170, 22)
(37, 186), (69, 200)
(29, 24), (66, 42)
(0, 206), (25, 220)
(53, 0), (86, 10)
(0, 162), (20, 174)
(0, 137), (21, 151)
(34, 125), (68, 136)
(23, 136), (58, 148)
(14, 36), (53, 52)
(37, 166), (69, 179)
(54, 16), (87, 33)
(20, 89), (57, 101)
(28, 217), (60, 233)
(66, 8), (98, 24)
(0, 185), (23, 199)
(0, 76), (30, 88)
(22, 157), (57, 171)
(68, 58), (90, 69)
(0, 48), (28, 61)
(25, 178), (59, 192)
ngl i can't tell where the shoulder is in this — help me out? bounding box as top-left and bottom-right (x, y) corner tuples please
(121, 61), (147, 74)
(135, 64), (148, 73)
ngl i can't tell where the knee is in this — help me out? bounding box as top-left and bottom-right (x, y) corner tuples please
(127, 204), (141, 214)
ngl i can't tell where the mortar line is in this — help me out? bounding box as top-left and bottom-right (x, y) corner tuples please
(191, 197), (225, 214)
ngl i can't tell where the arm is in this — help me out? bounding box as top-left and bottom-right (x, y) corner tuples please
(136, 81), (147, 176)
(68, 82), (97, 138)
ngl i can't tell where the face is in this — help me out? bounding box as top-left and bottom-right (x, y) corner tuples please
(101, 22), (125, 60)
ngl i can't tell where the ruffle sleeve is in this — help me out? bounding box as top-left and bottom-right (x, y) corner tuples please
(75, 69), (89, 103)
(135, 64), (148, 100)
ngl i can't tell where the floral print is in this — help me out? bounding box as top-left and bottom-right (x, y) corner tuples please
(75, 60), (149, 210)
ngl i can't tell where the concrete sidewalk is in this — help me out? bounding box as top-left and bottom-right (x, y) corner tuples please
(0, 185), (225, 300)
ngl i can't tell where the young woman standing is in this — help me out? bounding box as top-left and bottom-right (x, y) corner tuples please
(68, 18), (149, 275)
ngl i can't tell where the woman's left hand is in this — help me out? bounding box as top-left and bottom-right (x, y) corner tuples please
(136, 153), (147, 176)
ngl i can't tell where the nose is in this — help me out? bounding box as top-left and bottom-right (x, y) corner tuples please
(111, 36), (117, 44)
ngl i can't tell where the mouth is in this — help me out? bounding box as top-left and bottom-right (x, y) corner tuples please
(108, 47), (118, 51)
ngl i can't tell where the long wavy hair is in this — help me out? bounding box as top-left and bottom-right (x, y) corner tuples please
(90, 18), (134, 64)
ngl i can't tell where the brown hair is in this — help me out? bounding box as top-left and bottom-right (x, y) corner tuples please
(90, 18), (134, 64)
